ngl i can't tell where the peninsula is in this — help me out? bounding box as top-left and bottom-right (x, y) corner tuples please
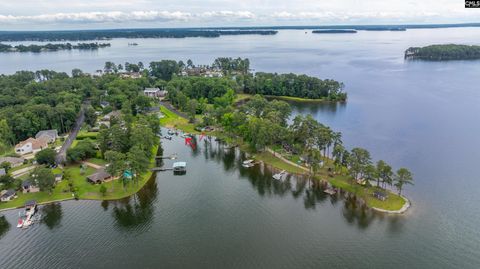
(0, 58), (411, 214)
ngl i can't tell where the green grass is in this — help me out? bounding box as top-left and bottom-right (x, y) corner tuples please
(0, 145), (159, 211)
(159, 106), (198, 134)
(76, 131), (98, 140)
(265, 95), (328, 102)
(9, 163), (33, 173)
(0, 180), (72, 210)
(85, 158), (108, 166)
(254, 151), (307, 174)
(234, 93), (253, 103)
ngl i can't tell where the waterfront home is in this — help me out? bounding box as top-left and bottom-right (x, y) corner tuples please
(0, 156), (25, 167)
(144, 87), (161, 98)
(87, 169), (112, 184)
(0, 189), (16, 202)
(22, 180), (40, 193)
(54, 174), (63, 182)
(15, 137), (48, 155)
(35, 129), (58, 144)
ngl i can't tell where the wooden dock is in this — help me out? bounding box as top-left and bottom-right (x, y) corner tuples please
(151, 167), (173, 171)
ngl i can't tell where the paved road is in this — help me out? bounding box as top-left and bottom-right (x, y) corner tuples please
(56, 102), (88, 164)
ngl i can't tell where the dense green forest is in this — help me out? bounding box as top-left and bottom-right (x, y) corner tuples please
(0, 42), (110, 53)
(405, 44), (480, 60)
(0, 29), (277, 42)
(242, 72), (346, 100)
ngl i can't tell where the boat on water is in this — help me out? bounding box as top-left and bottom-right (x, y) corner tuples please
(167, 130), (175, 136)
(324, 188), (337, 196)
(173, 162), (187, 175)
(164, 135), (172, 140)
(273, 170), (287, 180)
(18, 200), (37, 229)
(242, 159), (255, 168)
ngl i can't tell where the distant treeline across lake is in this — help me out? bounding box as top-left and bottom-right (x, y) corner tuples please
(1, 23), (480, 41)
(0, 42), (111, 53)
(0, 29), (278, 42)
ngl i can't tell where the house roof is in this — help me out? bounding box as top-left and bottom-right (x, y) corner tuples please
(87, 169), (111, 183)
(15, 137), (47, 150)
(35, 130), (58, 139)
(0, 157), (25, 165)
(1, 189), (15, 198)
(173, 162), (187, 168)
(22, 180), (32, 188)
(144, 87), (160, 93)
(0, 168), (5, 176)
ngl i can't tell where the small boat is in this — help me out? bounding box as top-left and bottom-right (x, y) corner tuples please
(242, 159), (255, 168)
(164, 135), (172, 140)
(19, 200), (37, 229)
(273, 170), (287, 180)
(324, 188), (337, 195)
(173, 162), (187, 175)
(17, 218), (24, 228)
(167, 130), (175, 135)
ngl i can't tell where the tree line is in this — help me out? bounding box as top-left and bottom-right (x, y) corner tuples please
(0, 42), (110, 53)
(405, 44), (480, 61)
(0, 29), (277, 42)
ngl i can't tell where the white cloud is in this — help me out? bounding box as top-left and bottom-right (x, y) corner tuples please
(0, 11), (194, 24)
(0, 1), (479, 30)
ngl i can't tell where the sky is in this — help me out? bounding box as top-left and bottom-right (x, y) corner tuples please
(0, 0), (479, 30)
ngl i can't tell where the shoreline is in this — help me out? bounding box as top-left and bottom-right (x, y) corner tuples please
(0, 145), (159, 213)
(160, 102), (410, 214)
(235, 94), (346, 104)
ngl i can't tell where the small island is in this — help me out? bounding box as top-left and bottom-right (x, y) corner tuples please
(312, 29), (357, 34)
(405, 44), (480, 61)
(0, 42), (111, 53)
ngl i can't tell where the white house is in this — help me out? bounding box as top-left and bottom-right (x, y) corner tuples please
(15, 137), (48, 155)
(144, 87), (166, 99)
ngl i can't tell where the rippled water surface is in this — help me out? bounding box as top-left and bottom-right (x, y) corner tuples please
(1, 28), (480, 268)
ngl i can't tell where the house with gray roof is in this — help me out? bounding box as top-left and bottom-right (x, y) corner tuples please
(35, 129), (58, 144)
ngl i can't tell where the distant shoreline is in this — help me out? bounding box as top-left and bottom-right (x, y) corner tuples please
(1, 22), (480, 42)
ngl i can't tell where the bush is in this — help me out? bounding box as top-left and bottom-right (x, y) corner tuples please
(35, 148), (57, 166)
(99, 184), (107, 196)
(67, 139), (97, 163)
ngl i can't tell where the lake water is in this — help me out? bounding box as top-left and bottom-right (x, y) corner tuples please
(1, 28), (480, 268)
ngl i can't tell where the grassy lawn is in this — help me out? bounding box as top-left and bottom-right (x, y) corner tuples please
(0, 145), (159, 211)
(265, 95), (328, 102)
(255, 151), (307, 174)
(10, 163), (33, 173)
(0, 180), (72, 210)
(234, 93), (253, 103)
(77, 131), (98, 140)
(159, 106), (198, 134)
(85, 158), (108, 166)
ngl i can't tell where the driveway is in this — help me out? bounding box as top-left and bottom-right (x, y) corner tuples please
(56, 102), (88, 164)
